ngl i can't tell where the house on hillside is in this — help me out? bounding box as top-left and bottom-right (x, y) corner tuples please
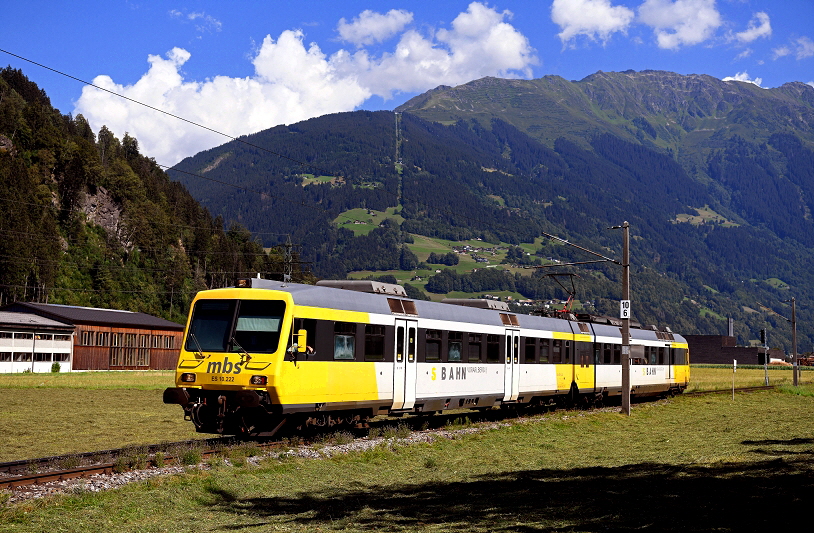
(0, 303), (184, 371)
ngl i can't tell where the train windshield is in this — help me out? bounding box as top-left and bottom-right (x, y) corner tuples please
(186, 299), (286, 354)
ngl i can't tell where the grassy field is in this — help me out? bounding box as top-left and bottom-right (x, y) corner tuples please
(688, 365), (814, 390)
(0, 372), (200, 461)
(0, 367), (811, 463)
(2, 386), (813, 531)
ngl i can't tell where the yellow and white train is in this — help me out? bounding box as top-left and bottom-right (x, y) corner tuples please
(164, 279), (690, 436)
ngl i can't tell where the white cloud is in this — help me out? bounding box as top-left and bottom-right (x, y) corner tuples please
(722, 71), (762, 87)
(75, 2), (537, 164)
(795, 36), (814, 59)
(341, 2), (536, 97)
(772, 46), (791, 59)
(772, 37), (814, 61)
(734, 48), (752, 60)
(550, 0), (635, 44)
(733, 12), (771, 43)
(75, 37), (371, 165)
(169, 9), (222, 33)
(337, 9), (413, 47)
(638, 0), (722, 49)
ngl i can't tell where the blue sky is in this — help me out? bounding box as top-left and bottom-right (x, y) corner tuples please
(2, 1), (812, 164)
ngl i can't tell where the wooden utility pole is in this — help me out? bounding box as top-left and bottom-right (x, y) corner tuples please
(621, 221), (631, 416)
(792, 297), (798, 386)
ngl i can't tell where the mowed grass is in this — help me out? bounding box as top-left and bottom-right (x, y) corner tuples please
(0, 372), (200, 461)
(688, 365), (814, 391)
(2, 367), (811, 462)
(2, 387), (813, 531)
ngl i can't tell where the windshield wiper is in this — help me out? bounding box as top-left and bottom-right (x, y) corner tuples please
(188, 332), (206, 359)
(231, 337), (252, 364)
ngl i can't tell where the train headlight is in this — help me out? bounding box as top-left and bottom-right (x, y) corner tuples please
(180, 373), (196, 383)
(250, 375), (267, 386)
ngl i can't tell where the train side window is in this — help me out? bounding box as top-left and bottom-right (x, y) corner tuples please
(334, 322), (356, 360)
(673, 348), (686, 365)
(468, 333), (482, 363)
(425, 330), (442, 362)
(448, 332), (462, 362)
(364, 324), (386, 361)
(486, 334), (500, 363)
(657, 347), (666, 365)
(603, 343), (612, 365)
(540, 339), (550, 363)
(524, 338), (537, 363)
(564, 341), (571, 364)
(551, 340), (562, 363)
(649, 346), (657, 365)
(630, 345), (645, 365)
(613, 344), (621, 365)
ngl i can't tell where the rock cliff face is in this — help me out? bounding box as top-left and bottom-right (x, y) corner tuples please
(79, 187), (131, 250)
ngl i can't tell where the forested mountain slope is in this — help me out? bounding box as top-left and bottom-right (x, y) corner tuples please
(0, 68), (310, 323)
(169, 70), (814, 352)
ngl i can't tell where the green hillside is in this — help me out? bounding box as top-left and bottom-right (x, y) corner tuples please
(170, 70), (814, 353)
(0, 67), (312, 322)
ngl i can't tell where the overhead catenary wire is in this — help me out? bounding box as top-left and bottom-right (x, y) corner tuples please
(1, 48), (625, 279)
(0, 48), (550, 238)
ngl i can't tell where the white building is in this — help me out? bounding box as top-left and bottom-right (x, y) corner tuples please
(0, 311), (75, 373)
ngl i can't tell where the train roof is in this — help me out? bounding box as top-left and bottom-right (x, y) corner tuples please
(223, 279), (685, 343)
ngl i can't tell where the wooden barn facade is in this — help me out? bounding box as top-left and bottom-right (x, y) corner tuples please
(0, 303), (184, 371)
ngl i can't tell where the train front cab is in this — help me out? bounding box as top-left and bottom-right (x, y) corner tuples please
(163, 287), (298, 435)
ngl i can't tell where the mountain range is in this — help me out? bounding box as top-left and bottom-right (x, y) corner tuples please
(171, 70), (814, 353)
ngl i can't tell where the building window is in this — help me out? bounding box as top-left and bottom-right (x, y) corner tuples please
(13, 352), (31, 362)
(34, 353), (51, 362)
(53, 353), (70, 362)
(164, 335), (174, 349)
(152, 335), (161, 348)
(0, 353), (10, 361)
(35, 334), (52, 341)
(80, 330), (95, 346)
(112, 333), (122, 347)
(54, 335), (71, 342)
(16, 333), (33, 340)
(96, 332), (109, 346)
(0, 331), (12, 339)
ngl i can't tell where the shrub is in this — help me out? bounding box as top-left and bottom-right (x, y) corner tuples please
(51, 362), (61, 373)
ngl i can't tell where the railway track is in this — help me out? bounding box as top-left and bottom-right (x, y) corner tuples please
(0, 386), (777, 491)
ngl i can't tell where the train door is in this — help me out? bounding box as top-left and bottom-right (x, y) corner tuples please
(503, 329), (520, 401)
(392, 319), (418, 410)
(665, 345), (673, 380)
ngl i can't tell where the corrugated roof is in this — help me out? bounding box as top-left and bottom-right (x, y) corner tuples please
(0, 311), (75, 331)
(0, 303), (184, 331)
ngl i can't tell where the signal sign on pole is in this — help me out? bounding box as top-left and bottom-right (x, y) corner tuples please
(620, 300), (631, 319)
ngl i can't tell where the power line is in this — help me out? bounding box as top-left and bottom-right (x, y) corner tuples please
(0, 48), (538, 237)
(1, 49), (618, 278)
